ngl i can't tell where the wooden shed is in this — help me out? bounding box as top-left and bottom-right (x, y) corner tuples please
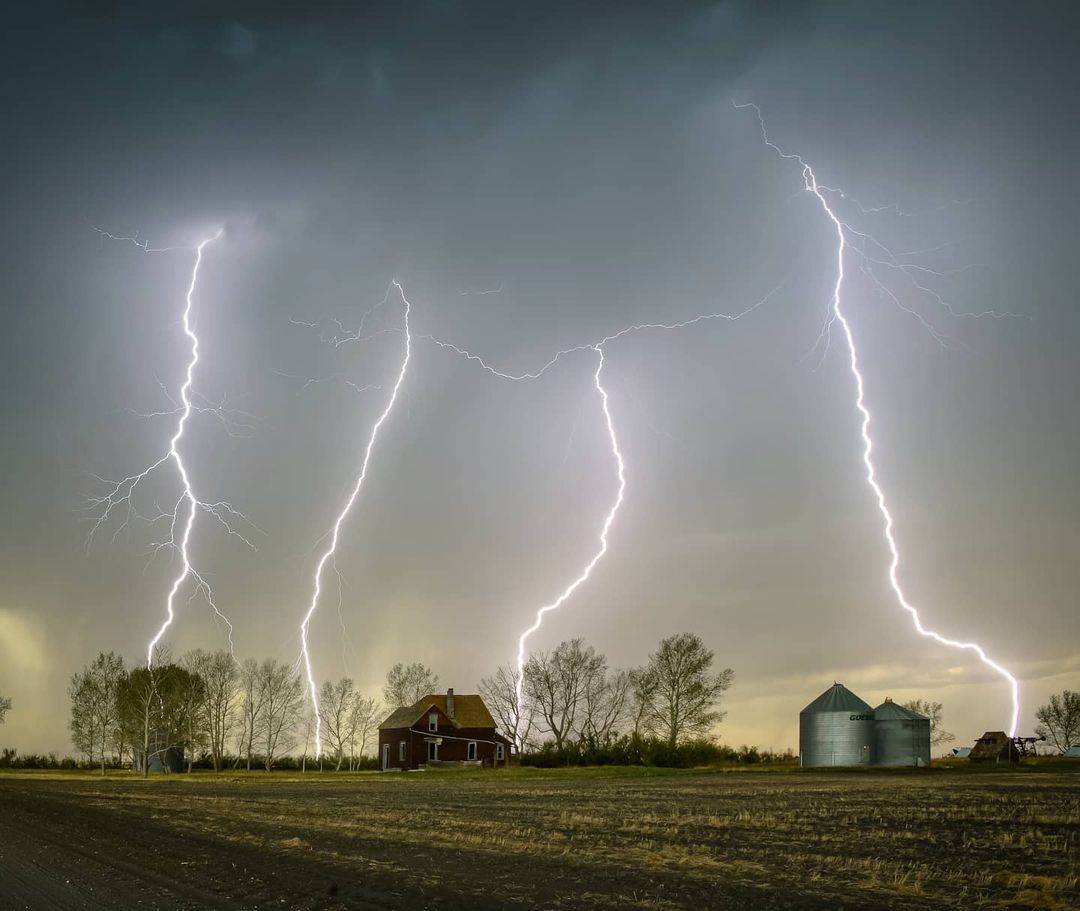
(968, 731), (1020, 763)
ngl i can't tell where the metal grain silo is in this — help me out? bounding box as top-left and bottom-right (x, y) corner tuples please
(873, 698), (931, 766)
(799, 683), (875, 767)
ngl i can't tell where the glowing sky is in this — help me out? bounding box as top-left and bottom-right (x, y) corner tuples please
(1, 2), (1077, 753)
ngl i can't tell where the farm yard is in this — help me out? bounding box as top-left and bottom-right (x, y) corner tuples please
(1, 766), (1078, 910)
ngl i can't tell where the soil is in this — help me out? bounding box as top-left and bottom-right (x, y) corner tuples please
(1, 769), (1077, 910)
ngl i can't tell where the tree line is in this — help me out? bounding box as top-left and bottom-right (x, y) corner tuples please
(5, 655), (1077, 771)
(59, 632), (734, 773)
(67, 649), (387, 775)
(481, 632), (735, 760)
(62, 650), (457, 775)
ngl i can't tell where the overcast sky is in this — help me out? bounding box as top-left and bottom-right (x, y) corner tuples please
(1, 2), (1077, 754)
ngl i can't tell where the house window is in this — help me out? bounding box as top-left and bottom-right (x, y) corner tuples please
(427, 741), (438, 761)
(496, 744), (505, 761)
(428, 712), (438, 732)
(399, 741), (406, 761)
(467, 741), (477, 761)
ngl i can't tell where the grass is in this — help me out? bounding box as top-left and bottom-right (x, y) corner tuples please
(4, 763), (1079, 908)
(2, 754), (1076, 782)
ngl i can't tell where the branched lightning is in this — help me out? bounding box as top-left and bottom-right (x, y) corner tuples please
(736, 101), (1020, 735)
(424, 285), (779, 381)
(147, 230), (225, 665)
(124, 380), (259, 439)
(289, 284), (399, 348)
(429, 292), (775, 742)
(512, 345), (626, 712)
(84, 227), (257, 665)
(299, 281), (412, 758)
(458, 284), (504, 296)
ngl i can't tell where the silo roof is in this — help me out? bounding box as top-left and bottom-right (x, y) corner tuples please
(873, 700), (928, 721)
(801, 683), (872, 715)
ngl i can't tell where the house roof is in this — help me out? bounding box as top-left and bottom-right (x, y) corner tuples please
(379, 693), (497, 731)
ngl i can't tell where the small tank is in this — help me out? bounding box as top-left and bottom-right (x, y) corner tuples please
(799, 683), (875, 767)
(873, 698), (931, 767)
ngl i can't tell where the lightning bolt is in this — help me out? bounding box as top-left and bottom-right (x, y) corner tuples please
(84, 226), (256, 666)
(512, 345), (626, 715)
(736, 101), (1021, 735)
(146, 230), (225, 666)
(299, 281), (412, 759)
(428, 291), (775, 745)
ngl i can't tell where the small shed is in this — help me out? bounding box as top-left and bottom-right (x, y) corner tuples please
(969, 731), (1020, 763)
(132, 729), (185, 773)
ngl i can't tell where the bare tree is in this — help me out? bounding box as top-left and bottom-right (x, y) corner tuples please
(580, 668), (633, 750)
(298, 702), (317, 773)
(256, 659), (303, 770)
(639, 633), (733, 747)
(524, 639), (604, 751)
(68, 652), (126, 774)
(176, 654), (208, 773)
(480, 664), (536, 753)
(69, 674), (98, 764)
(319, 677), (356, 771)
(629, 666), (657, 737)
(108, 707), (129, 767)
(348, 695), (380, 769)
(903, 699), (956, 747)
(236, 658), (264, 771)
(383, 662), (440, 709)
(1035, 690), (1080, 754)
(187, 650), (240, 772)
(0, 694), (10, 725)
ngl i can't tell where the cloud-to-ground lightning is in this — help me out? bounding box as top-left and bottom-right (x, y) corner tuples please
(298, 281), (412, 758)
(428, 291), (776, 741)
(147, 230), (224, 665)
(84, 227), (257, 664)
(511, 346), (626, 716)
(736, 101), (1021, 735)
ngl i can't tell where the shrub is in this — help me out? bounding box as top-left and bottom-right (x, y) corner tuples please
(518, 735), (794, 769)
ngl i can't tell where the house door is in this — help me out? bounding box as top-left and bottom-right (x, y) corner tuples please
(382, 743), (389, 770)
(427, 741), (438, 761)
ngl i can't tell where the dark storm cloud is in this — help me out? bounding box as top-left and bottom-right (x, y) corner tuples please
(0, 2), (1076, 753)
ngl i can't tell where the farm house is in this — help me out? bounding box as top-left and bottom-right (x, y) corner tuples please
(378, 689), (511, 770)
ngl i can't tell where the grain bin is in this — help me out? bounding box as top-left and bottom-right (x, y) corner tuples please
(799, 683), (875, 767)
(873, 698), (931, 767)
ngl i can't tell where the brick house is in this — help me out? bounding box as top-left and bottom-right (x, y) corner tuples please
(378, 689), (511, 770)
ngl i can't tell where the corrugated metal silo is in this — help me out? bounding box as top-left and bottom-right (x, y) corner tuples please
(873, 698), (931, 767)
(799, 683), (875, 767)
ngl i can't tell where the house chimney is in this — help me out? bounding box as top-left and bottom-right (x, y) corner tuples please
(446, 688), (455, 721)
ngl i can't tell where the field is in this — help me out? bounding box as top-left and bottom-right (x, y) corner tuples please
(1, 766), (1078, 910)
